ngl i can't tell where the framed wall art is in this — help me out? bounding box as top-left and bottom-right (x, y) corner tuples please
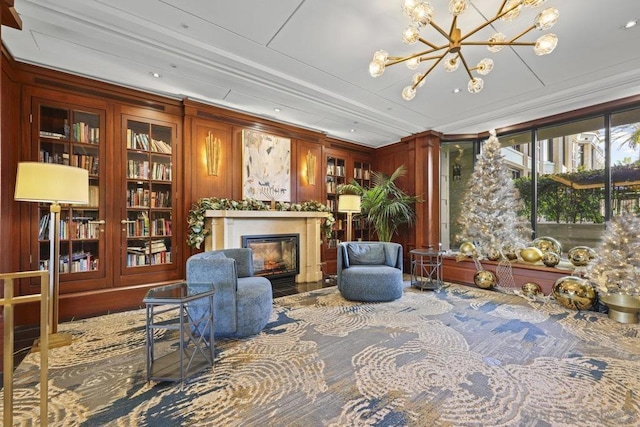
(242, 129), (291, 202)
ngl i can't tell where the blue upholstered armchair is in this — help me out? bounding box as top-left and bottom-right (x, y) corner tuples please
(186, 248), (273, 338)
(337, 241), (404, 302)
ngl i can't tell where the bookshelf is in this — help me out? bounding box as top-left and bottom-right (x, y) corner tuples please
(352, 160), (372, 241)
(325, 154), (347, 249)
(35, 103), (104, 279)
(123, 118), (174, 268)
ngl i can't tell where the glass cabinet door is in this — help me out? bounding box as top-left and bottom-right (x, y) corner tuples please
(325, 155), (346, 248)
(36, 103), (105, 283)
(122, 117), (174, 271)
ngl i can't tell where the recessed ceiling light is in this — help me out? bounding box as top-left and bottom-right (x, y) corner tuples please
(453, 88), (461, 94)
(623, 20), (638, 29)
(273, 107), (281, 112)
(350, 129), (356, 133)
(149, 72), (162, 78)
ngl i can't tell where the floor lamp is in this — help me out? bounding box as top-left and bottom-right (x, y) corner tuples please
(338, 194), (361, 242)
(15, 162), (89, 349)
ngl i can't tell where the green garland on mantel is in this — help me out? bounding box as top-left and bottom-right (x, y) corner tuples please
(187, 197), (335, 249)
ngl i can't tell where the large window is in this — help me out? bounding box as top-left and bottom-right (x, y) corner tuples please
(441, 105), (640, 254)
(440, 140), (475, 250)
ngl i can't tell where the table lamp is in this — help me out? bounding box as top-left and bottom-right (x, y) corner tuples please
(15, 162), (89, 349)
(338, 194), (361, 242)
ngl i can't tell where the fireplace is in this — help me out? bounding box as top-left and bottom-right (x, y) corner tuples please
(242, 234), (299, 286)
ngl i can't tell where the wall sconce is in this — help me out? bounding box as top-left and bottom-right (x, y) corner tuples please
(305, 150), (316, 185)
(205, 131), (221, 176)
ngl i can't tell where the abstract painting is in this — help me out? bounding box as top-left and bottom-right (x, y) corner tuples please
(242, 129), (291, 201)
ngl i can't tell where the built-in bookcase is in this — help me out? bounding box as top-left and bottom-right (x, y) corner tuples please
(353, 160), (372, 241)
(123, 117), (175, 269)
(325, 154), (346, 248)
(35, 102), (105, 281)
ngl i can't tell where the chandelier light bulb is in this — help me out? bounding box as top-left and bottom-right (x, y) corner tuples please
(412, 72), (426, 88)
(372, 49), (389, 63)
(369, 60), (385, 77)
(448, 0), (469, 16)
(411, 1), (434, 27)
(476, 58), (494, 75)
(501, 0), (522, 22)
(406, 56), (420, 69)
(402, 85), (417, 100)
(402, 25), (420, 44)
(402, 0), (420, 16)
(523, 0), (547, 7)
(468, 77), (484, 93)
(535, 7), (559, 30)
(487, 33), (506, 52)
(443, 54), (460, 72)
(534, 33), (558, 55)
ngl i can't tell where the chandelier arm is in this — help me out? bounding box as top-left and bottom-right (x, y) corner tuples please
(449, 16), (458, 37)
(418, 38), (443, 50)
(430, 21), (453, 42)
(413, 54), (448, 88)
(461, 41), (535, 47)
(457, 51), (475, 81)
(509, 24), (536, 42)
(460, 2), (524, 42)
(386, 47), (444, 67)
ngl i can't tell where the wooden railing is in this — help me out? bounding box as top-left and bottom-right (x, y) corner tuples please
(1, 271), (49, 426)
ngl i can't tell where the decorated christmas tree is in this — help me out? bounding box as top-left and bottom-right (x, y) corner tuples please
(456, 130), (532, 260)
(585, 213), (640, 296)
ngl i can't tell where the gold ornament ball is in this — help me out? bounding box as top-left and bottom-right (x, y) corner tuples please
(486, 248), (501, 261)
(567, 246), (596, 267)
(503, 248), (518, 260)
(520, 247), (543, 263)
(460, 241), (475, 257)
(532, 236), (562, 255)
(542, 251), (561, 268)
(474, 270), (496, 289)
(551, 276), (597, 311)
(521, 282), (543, 297)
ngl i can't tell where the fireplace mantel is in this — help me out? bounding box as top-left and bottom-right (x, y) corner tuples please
(204, 210), (328, 283)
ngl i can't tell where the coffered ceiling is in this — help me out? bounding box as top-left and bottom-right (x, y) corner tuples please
(3, 0), (640, 147)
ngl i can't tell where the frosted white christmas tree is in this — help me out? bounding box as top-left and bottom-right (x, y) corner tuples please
(585, 213), (640, 296)
(456, 130), (532, 260)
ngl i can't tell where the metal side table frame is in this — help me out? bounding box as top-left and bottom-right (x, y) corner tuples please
(410, 248), (443, 291)
(144, 282), (215, 388)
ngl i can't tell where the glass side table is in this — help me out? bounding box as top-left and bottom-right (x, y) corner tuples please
(410, 248), (443, 291)
(143, 282), (215, 387)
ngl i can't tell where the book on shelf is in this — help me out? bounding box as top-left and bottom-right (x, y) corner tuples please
(39, 130), (65, 139)
(38, 214), (50, 240)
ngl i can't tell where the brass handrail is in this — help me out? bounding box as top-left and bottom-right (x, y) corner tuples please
(1, 270), (49, 426)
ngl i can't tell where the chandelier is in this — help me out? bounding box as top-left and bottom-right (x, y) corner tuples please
(369, 0), (559, 100)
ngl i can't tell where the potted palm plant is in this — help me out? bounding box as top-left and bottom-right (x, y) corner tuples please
(338, 165), (422, 242)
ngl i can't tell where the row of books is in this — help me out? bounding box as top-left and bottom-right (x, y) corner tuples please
(71, 154), (99, 175)
(126, 188), (171, 208)
(38, 214), (101, 240)
(126, 212), (149, 237)
(39, 252), (98, 273)
(151, 218), (172, 236)
(72, 122), (99, 144)
(326, 164), (346, 176)
(127, 160), (172, 181)
(126, 130), (172, 154)
(39, 150), (70, 165)
(126, 251), (172, 267)
(354, 168), (371, 180)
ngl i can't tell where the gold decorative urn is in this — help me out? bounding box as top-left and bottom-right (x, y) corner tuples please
(600, 294), (640, 324)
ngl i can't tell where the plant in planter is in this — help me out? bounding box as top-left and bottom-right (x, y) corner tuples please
(584, 212), (640, 323)
(338, 165), (422, 242)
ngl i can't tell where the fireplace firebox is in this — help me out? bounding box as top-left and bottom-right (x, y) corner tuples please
(242, 234), (299, 286)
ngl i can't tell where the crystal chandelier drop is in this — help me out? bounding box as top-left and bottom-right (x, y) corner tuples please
(369, 0), (559, 100)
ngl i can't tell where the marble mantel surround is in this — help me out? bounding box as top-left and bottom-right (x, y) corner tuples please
(204, 210), (328, 283)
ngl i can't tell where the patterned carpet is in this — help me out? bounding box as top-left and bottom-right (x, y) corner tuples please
(4, 283), (640, 426)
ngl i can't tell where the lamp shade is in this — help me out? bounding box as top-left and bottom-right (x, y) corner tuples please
(15, 162), (89, 204)
(338, 194), (361, 213)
